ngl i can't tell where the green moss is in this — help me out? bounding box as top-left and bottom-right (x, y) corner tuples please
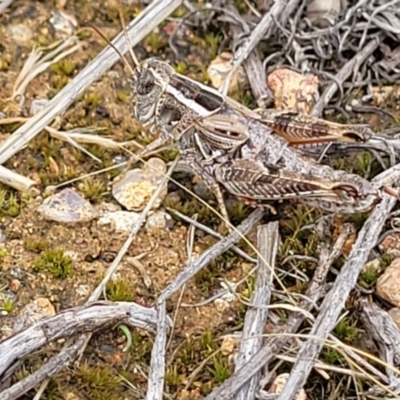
(1, 297), (15, 313)
(322, 348), (344, 365)
(334, 317), (359, 343)
(79, 177), (107, 202)
(174, 61), (188, 75)
(204, 33), (222, 60)
(201, 329), (218, 352)
(77, 363), (123, 400)
(50, 59), (76, 77)
(106, 279), (135, 301)
(143, 31), (168, 54)
(33, 248), (74, 279)
(116, 91), (129, 103)
(359, 265), (380, 287)
(83, 92), (102, 107)
(208, 355), (231, 384)
(0, 188), (21, 217)
(24, 237), (50, 253)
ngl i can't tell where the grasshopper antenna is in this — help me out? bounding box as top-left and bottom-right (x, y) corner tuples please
(88, 21), (135, 76)
(118, 3), (140, 68)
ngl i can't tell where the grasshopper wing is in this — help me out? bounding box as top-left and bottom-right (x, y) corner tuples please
(256, 109), (373, 147)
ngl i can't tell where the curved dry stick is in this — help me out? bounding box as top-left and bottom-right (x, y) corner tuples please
(0, 301), (164, 379)
(204, 224), (354, 400)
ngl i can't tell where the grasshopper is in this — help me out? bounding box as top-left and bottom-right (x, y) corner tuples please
(127, 56), (385, 217)
(97, 23), (389, 223)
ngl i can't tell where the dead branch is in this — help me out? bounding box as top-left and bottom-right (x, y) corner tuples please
(204, 223), (354, 399)
(235, 222), (279, 400)
(225, 3), (272, 108)
(220, 0), (301, 95)
(146, 302), (168, 400)
(0, 301), (165, 379)
(158, 208), (265, 303)
(359, 298), (400, 395)
(275, 195), (396, 400)
(311, 32), (385, 117)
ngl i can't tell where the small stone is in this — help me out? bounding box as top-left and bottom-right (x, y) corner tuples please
(267, 69), (319, 114)
(214, 298), (230, 312)
(38, 188), (98, 223)
(145, 210), (174, 231)
(13, 297), (55, 332)
(269, 374), (307, 399)
(112, 158), (167, 212)
(388, 307), (400, 330)
(207, 52), (248, 95)
(98, 210), (141, 233)
(30, 99), (50, 116)
(49, 10), (78, 37)
(379, 232), (400, 257)
(7, 24), (33, 44)
(9, 279), (21, 293)
(376, 258), (400, 307)
(220, 336), (238, 356)
(193, 182), (214, 201)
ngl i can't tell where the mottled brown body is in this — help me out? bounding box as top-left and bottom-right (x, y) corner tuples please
(128, 57), (382, 217)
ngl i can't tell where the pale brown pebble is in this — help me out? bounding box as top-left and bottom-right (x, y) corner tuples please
(379, 232), (400, 257)
(267, 68), (319, 114)
(220, 335), (238, 356)
(37, 188), (98, 223)
(388, 307), (400, 330)
(7, 24), (33, 44)
(269, 373), (307, 399)
(145, 210), (174, 232)
(9, 279), (21, 293)
(112, 158), (168, 212)
(306, 0), (344, 27)
(12, 297), (56, 332)
(376, 258), (400, 307)
(207, 52), (248, 95)
(98, 210), (141, 233)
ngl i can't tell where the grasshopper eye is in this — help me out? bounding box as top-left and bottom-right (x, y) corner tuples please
(137, 70), (155, 95)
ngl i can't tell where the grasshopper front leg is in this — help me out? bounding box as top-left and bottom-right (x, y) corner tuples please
(178, 145), (233, 231)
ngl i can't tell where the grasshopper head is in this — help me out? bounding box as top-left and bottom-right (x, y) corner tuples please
(131, 58), (173, 125)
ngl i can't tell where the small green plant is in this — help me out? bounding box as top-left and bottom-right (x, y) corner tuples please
(116, 91), (129, 103)
(33, 248), (73, 279)
(106, 279), (135, 301)
(204, 33), (222, 59)
(165, 365), (180, 387)
(334, 317), (359, 343)
(174, 61), (188, 75)
(80, 177), (107, 202)
(77, 363), (123, 400)
(1, 297), (14, 313)
(24, 237), (50, 253)
(360, 266), (380, 287)
(50, 59), (76, 76)
(208, 355), (231, 384)
(322, 348), (344, 365)
(144, 31), (167, 53)
(201, 329), (217, 352)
